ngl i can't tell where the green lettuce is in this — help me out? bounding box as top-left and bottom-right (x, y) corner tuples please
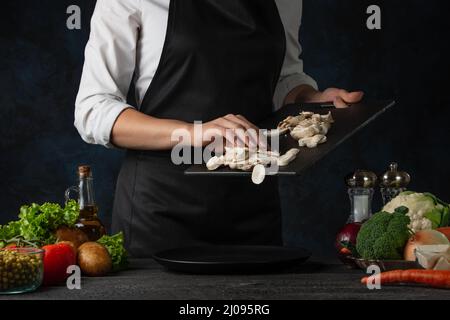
(98, 232), (128, 271)
(0, 200), (79, 247)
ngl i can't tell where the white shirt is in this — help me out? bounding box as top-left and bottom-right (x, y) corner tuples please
(75, 0), (318, 147)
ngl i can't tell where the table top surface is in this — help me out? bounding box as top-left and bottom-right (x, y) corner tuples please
(2, 258), (449, 300)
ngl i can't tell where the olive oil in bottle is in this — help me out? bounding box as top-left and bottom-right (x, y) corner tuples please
(73, 166), (106, 241)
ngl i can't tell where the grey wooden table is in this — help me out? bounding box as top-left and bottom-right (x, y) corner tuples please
(1, 259), (449, 300)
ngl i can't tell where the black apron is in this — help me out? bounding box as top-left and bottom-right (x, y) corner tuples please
(112, 0), (287, 257)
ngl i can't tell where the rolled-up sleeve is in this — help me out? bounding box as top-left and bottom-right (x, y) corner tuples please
(75, 0), (140, 147)
(274, 0), (318, 110)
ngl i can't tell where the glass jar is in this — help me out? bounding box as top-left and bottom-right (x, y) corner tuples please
(0, 248), (44, 295)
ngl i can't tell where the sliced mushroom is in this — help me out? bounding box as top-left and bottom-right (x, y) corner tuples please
(252, 164), (266, 185)
(264, 127), (289, 138)
(278, 112), (310, 129)
(258, 150), (280, 158)
(278, 149), (300, 167)
(224, 147), (247, 164)
(312, 114), (322, 124)
(319, 122), (332, 135)
(298, 118), (314, 127)
(298, 135), (327, 148)
(205, 110), (335, 181)
(321, 112), (334, 123)
(290, 124), (321, 140)
(239, 164), (254, 171)
(206, 156), (225, 171)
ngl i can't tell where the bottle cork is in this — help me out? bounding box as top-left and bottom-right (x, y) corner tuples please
(78, 165), (92, 178)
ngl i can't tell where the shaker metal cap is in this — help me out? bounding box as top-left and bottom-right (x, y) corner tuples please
(380, 162), (410, 188)
(346, 170), (377, 188)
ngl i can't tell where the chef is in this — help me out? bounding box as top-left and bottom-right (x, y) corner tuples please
(75, 0), (363, 257)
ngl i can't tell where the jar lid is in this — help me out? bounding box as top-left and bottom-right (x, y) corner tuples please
(380, 163), (410, 188)
(346, 170), (377, 188)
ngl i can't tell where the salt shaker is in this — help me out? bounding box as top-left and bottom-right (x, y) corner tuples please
(345, 170), (377, 223)
(380, 163), (411, 205)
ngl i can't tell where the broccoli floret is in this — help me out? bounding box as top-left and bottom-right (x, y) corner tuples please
(372, 234), (401, 260)
(356, 207), (412, 260)
(355, 212), (391, 258)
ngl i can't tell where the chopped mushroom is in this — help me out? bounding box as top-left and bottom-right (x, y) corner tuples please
(278, 111), (334, 149)
(206, 155), (225, 171)
(264, 127), (289, 138)
(206, 147), (299, 184)
(298, 135), (327, 148)
(251, 164), (266, 185)
(278, 148), (300, 167)
(205, 111), (334, 184)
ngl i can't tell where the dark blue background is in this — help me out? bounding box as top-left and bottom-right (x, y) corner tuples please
(1, 0), (449, 257)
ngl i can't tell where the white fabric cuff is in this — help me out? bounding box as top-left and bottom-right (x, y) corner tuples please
(75, 97), (134, 149)
(273, 73), (318, 111)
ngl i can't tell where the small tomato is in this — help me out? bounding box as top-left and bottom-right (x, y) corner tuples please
(42, 243), (77, 286)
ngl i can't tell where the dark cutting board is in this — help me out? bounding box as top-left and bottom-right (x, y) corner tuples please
(185, 100), (395, 176)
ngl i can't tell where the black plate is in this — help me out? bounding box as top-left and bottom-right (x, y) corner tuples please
(185, 100), (395, 176)
(153, 246), (311, 274)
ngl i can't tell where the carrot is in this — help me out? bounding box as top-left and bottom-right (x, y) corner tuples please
(361, 270), (450, 289)
(437, 227), (450, 241)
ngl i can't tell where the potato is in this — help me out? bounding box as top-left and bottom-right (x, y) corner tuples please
(56, 226), (89, 249)
(77, 242), (112, 277)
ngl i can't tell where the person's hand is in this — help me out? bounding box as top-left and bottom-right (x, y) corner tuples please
(285, 85), (364, 108)
(188, 114), (263, 150)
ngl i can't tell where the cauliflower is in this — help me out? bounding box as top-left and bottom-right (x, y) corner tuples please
(383, 192), (450, 232)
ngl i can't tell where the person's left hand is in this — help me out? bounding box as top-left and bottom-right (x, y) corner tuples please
(285, 85), (364, 108)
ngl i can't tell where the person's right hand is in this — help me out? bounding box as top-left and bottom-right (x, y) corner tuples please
(189, 114), (263, 150)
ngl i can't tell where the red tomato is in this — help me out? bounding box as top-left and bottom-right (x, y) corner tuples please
(42, 243), (77, 286)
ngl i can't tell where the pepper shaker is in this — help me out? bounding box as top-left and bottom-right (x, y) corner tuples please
(380, 163), (411, 205)
(345, 170), (377, 223)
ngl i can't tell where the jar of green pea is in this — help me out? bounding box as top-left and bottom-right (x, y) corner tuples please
(0, 248), (44, 295)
